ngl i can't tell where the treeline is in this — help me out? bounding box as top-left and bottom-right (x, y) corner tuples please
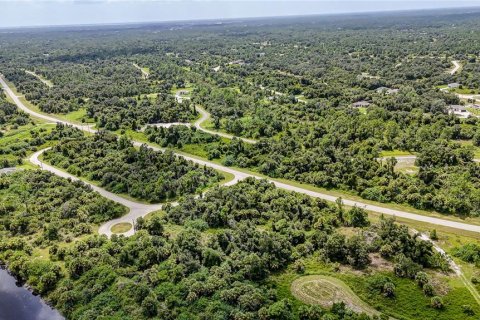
(145, 111), (480, 216)
(42, 132), (223, 202)
(0, 170), (124, 245)
(89, 93), (196, 131)
(0, 178), (449, 319)
(0, 121), (83, 168)
(0, 91), (30, 128)
(2, 67), (196, 130)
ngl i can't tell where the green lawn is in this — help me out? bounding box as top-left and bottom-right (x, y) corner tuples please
(111, 222), (132, 234)
(380, 150), (414, 157)
(273, 259), (480, 320)
(291, 275), (379, 316)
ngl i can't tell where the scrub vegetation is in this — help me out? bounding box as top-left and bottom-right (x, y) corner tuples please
(1, 8), (480, 320)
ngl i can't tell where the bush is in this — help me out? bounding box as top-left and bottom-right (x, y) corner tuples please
(394, 254), (421, 278)
(423, 283), (435, 296)
(430, 296), (444, 309)
(294, 260), (305, 274)
(415, 271), (429, 287)
(382, 282), (396, 298)
(462, 304), (475, 316)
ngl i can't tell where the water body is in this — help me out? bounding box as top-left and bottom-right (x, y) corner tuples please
(0, 268), (63, 320)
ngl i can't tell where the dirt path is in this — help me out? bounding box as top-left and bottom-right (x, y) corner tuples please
(132, 63), (149, 79)
(415, 231), (480, 306)
(457, 93), (480, 102)
(25, 70), (53, 88)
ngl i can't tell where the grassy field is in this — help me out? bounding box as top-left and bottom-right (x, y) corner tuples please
(456, 140), (480, 158)
(291, 275), (379, 316)
(62, 108), (93, 124)
(273, 257), (480, 320)
(0, 123), (57, 166)
(111, 222), (132, 234)
(379, 150), (414, 157)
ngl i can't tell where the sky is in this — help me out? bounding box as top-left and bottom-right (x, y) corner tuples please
(1, 0), (480, 28)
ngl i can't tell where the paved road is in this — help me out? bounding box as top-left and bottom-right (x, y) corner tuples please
(3, 74), (480, 235)
(173, 91), (257, 144)
(194, 105), (258, 144)
(30, 148), (164, 237)
(450, 60), (461, 75)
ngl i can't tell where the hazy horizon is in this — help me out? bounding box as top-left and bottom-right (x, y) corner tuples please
(1, 0), (480, 29)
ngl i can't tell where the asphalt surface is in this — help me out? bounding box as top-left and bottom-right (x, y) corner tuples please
(3, 75), (480, 236)
(194, 105), (258, 144)
(450, 60), (461, 75)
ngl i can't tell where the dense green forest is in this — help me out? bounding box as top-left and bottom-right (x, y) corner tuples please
(1, 9), (480, 216)
(145, 118), (480, 216)
(1, 89), (84, 168)
(1, 8), (480, 320)
(42, 132), (222, 202)
(0, 170), (125, 294)
(0, 91), (29, 128)
(1, 177), (469, 320)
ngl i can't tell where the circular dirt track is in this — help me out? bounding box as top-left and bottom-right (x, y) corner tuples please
(291, 275), (379, 316)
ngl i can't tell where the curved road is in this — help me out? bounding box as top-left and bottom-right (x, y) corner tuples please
(173, 91), (257, 143)
(3, 75), (480, 235)
(450, 60), (461, 75)
(30, 148), (164, 237)
(194, 106), (257, 144)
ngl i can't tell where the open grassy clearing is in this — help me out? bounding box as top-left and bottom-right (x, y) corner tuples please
(379, 150), (414, 157)
(111, 222), (133, 234)
(456, 140), (480, 158)
(367, 211), (480, 307)
(0, 123), (57, 166)
(17, 94), (94, 126)
(273, 257), (480, 320)
(291, 275), (379, 316)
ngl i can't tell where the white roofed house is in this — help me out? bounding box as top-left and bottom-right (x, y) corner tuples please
(447, 105), (470, 118)
(376, 87), (399, 94)
(386, 88), (399, 94)
(448, 83), (461, 89)
(376, 87), (389, 93)
(352, 101), (371, 108)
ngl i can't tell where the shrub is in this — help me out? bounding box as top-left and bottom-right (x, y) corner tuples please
(423, 283), (435, 296)
(382, 282), (396, 298)
(430, 296), (444, 309)
(462, 304), (475, 316)
(415, 271), (429, 287)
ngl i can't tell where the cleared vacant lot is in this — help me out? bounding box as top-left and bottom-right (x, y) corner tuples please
(291, 275), (379, 316)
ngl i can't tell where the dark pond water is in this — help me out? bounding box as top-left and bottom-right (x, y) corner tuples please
(0, 268), (63, 320)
